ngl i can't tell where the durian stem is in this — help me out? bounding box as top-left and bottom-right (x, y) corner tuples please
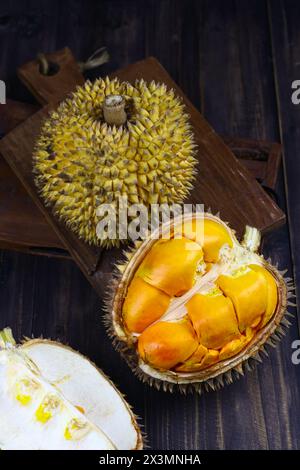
(103, 95), (127, 126)
(241, 225), (261, 253)
(37, 53), (49, 75)
(0, 327), (16, 349)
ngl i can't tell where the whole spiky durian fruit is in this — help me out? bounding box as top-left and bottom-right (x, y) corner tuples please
(33, 77), (197, 247)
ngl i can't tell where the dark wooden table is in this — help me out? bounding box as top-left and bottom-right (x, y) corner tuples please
(1, 0), (300, 450)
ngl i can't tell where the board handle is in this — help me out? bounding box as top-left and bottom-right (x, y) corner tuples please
(18, 47), (85, 106)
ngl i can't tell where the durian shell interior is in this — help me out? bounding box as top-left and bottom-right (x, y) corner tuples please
(21, 339), (143, 449)
(111, 212), (288, 386)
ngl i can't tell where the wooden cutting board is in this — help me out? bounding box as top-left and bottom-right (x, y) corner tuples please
(0, 100), (282, 257)
(0, 100), (67, 255)
(0, 49), (285, 294)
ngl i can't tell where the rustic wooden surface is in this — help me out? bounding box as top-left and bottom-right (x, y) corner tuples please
(18, 47), (84, 104)
(0, 99), (66, 252)
(8, 53), (287, 241)
(0, 0), (299, 450)
(0, 97), (282, 257)
(0, 54), (286, 295)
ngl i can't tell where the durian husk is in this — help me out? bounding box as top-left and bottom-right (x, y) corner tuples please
(33, 77), (197, 247)
(21, 339), (144, 449)
(105, 212), (293, 394)
(0, 332), (143, 449)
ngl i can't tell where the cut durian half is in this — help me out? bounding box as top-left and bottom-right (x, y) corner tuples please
(0, 329), (142, 449)
(107, 212), (292, 393)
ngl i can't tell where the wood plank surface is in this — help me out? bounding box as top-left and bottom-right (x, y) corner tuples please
(0, 97), (283, 253)
(0, 0), (299, 450)
(0, 55), (286, 277)
(0, 99), (66, 251)
(18, 47), (84, 105)
(13, 56), (287, 239)
(193, 0), (300, 449)
(268, 0), (300, 332)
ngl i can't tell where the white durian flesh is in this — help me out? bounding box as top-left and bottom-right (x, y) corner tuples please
(0, 329), (142, 450)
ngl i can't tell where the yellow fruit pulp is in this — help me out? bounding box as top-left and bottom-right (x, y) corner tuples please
(180, 218), (234, 262)
(186, 289), (240, 349)
(136, 238), (203, 296)
(35, 395), (61, 424)
(121, 216), (278, 373)
(137, 320), (198, 370)
(123, 277), (170, 333)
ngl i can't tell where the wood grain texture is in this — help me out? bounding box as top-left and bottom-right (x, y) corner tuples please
(268, 0), (300, 332)
(222, 136), (282, 190)
(193, 0), (300, 449)
(0, 97), (282, 254)
(0, 56), (286, 294)
(115, 58), (285, 236)
(0, 0), (299, 450)
(0, 99), (66, 251)
(18, 47), (84, 105)
(0, 105), (101, 275)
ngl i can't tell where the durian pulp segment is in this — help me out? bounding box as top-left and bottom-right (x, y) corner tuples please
(127, 213), (264, 332)
(115, 212), (281, 383)
(160, 237), (263, 324)
(0, 348), (115, 450)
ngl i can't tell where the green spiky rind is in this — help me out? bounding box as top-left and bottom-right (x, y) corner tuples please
(33, 78), (197, 247)
(103, 232), (294, 394)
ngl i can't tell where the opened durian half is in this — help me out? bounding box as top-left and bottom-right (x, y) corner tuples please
(108, 212), (293, 393)
(0, 329), (143, 449)
(33, 77), (197, 247)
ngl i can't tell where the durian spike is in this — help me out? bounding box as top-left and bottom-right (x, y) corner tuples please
(103, 95), (127, 126)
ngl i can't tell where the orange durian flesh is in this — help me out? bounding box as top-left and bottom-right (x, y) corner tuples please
(186, 289), (240, 349)
(219, 327), (255, 361)
(179, 218), (233, 262)
(138, 320), (198, 370)
(250, 264), (278, 327)
(219, 337), (245, 361)
(136, 238), (203, 296)
(175, 344), (208, 372)
(217, 267), (267, 332)
(122, 277), (170, 333)
(198, 349), (220, 370)
(175, 345), (219, 372)
(120, 216), (281, 376)
(202, 219), (234, 262)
